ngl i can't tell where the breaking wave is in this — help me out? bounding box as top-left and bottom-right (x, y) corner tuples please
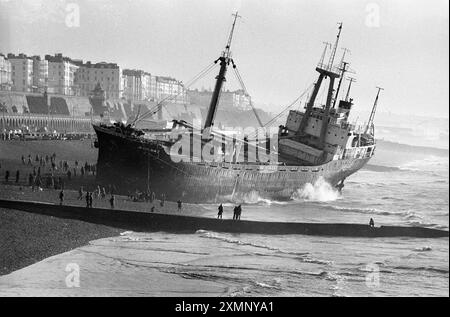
(291, 177), (341, 202)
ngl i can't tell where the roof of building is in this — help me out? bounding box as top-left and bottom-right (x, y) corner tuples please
(123, 69), (151, 76)
(156, 76), (179, 83)
(79, 61), (120, 69)
(7, 53), (32, 60)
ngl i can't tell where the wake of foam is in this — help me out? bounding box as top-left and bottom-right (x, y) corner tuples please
(291, 177), (341, 202)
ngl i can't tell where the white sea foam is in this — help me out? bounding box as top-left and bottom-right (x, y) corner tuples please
(291, 177), (341, 202)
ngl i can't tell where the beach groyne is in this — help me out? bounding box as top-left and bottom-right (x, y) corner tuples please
(0, 199), (448, 238)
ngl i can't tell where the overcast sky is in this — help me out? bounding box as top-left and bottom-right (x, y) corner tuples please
(1, 0), (448, 118)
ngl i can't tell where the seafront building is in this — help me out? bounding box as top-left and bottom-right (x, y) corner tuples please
(45, 53), (79, 96)
(31, 56), (49, 93)
(8, 53), (34, 93)
(74, 61), (124, 100)
(156, 76), (186, 104)
(122, 69), (149, 102)
(2, 52), (190, 105)
(0, 54), (12, 91)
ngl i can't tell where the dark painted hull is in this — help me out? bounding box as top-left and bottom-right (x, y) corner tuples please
(94, 125), (372, 202)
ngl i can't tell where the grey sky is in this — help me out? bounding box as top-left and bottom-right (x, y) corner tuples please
(1, 0), (448, 118)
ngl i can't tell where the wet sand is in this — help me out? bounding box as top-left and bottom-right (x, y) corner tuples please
(0, 233), (230, 297)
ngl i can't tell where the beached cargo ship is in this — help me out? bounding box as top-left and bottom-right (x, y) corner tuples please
(93, 17), (381, 202)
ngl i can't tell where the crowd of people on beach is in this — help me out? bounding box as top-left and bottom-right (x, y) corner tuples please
(1, 152), (97, 192)
(0, 130), (93, 141)
(58, 185), (117, 210)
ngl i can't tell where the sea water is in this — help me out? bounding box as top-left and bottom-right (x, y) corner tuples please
(0, 141), (448, 296)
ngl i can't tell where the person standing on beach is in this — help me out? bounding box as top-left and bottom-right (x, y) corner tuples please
(89, 192), (93, 208)
(150, 191), (156, 203)
(218, 204), (223, 219)
(160, 193), (166, 207)
(59, 190), (64, 205)
(85, 192), (90, 208)
(78, 186), (84, 200)
(100, 187), (106, 199)
(109, 195), (115, 209)
(236, 205), (242, 220)
(233, 205), (238, 220)
(97, 186), (102, 199)
(177, 200), (182, 212)
(15, 170), (20, 183)
(5, 170), (10, 183)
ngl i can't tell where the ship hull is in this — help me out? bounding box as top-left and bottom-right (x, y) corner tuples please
(94, 125), (371, 202)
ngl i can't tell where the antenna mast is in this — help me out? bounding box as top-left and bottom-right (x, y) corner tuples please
(319, 42), (331, 66)
(224, 12), (241, 58)
(332, 61), (349, 108)
(327, 22), (343, 70)
(345, 77), (356, 102)
(365, 86), (384, 135)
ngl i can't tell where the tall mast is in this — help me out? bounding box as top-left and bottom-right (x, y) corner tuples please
(345, 77), (356, 102)
(327, 23), (343, 70)
(203, 12), (241, 132)
(319, 42), (331, 66)
(365, 86), (383, 135)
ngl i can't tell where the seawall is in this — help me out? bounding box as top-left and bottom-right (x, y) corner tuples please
(0, 199), (448, 238)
